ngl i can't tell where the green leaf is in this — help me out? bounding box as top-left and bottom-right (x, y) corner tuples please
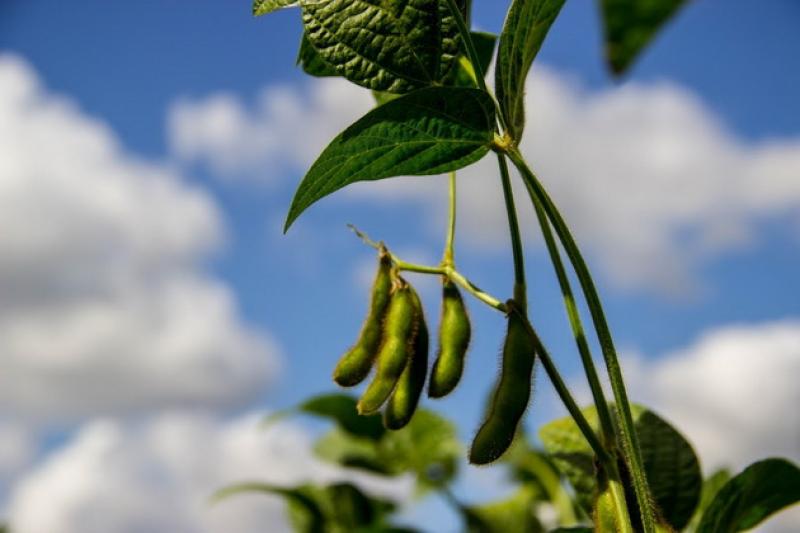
(688, 469), (732, 530)
(253, 0), (298, 16)
(297, 33), (339, 78)
(299, 393), (386, 441)
(697, 458), (800, 533)
(284, 87), (495, 231)
(599, 0), (686, 76)
(464, 487), (544, 533)
(300, 0), (443, 93)
(495, 0), (566, 141)
(213, 483), (326, 533)
(540, 405), (702, 531)
(314, 409), (461, 492)
(448, 31), (497, 88)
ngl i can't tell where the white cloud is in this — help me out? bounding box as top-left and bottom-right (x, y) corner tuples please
(168, 79), (373, 180)
(0, 54), (279, 421)
(170, 70), (800, 293)
(6, 412), (411, 533)
(624, 320), (800, 473)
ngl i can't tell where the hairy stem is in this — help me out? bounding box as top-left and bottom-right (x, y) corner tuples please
(523, 179), (616, 448)
(507, 148), (656, 533)
(497, 154), (526, 308)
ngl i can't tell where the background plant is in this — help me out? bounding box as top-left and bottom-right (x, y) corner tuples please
(218, 0), (800, 531)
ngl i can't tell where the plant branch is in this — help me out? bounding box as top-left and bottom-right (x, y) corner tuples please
(497, 153), (527, 308)
(443, 171), (457, 267)
(348, 224), (507, 312)
(524, 179), (616, 448)
(506, 148), (657, 533)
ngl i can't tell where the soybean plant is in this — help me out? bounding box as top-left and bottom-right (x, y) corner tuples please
(243, 1), (800, 532)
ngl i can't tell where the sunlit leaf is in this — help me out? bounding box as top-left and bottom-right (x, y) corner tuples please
(253, 0), (298, 16)
(284, 87), (495, 231)
(301, 0), (443, 93)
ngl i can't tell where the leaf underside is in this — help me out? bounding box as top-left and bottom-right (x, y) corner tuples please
(284, 86), (495, 231)
(253, 0), (298, 17)
(495, 0), (566, 141)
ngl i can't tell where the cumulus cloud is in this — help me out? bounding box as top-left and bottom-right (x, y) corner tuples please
(168, 79), (373, 180)
(623, 320), (800, 473)
(168, 70), (800, 293)
(0, 54), (279, 422)
(6, 412), (411, 533)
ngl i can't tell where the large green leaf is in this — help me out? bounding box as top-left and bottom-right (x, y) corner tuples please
(697, 458), (800, 533)
(599, 0), (686, 76)
(495, 0), (566, 141)
(297, 32), (339, 78)
(540, 405), (702, 531)
(284, 87), (495, 231)
(253, 0), (298, 16)
(301, 0), (442, 93)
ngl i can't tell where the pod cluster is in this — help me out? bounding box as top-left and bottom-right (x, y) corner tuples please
(334, 253), (535, 462)
(333, 252), (474, 430)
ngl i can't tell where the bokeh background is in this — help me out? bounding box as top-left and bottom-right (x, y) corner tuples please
(0, 0), (799, 531)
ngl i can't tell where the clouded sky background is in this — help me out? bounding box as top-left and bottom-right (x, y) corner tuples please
(1, 0), (799, 531)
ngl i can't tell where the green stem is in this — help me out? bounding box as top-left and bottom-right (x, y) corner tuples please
(524, 179), (616, 448)
(348, 224), (508, 312)
(443, 172), (457, 267)
(507, 148), (656, 533)
(497, 154), (526, 308)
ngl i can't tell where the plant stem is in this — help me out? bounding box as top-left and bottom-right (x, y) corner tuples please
(506, 148), (656, 533)
(497, 154), (526, 308)
(524, 179), (616, 448)
(443, 172), (457, 267)
(509, 305), (610, 465)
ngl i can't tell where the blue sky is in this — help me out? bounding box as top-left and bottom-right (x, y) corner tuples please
(1, 1), (799, 531)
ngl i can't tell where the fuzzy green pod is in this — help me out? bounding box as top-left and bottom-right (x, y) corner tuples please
(428, 280), (471, 398)
(469, 302), (535, 464)
(333, 252), (393, 387)
(357, 280), (416, 415)
(384, 287), (429, 430)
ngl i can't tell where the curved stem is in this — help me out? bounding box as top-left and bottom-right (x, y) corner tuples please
(524, 179), (616, 448)
(507, 148), (656, 533)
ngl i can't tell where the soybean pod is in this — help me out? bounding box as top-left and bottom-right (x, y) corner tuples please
(333, 250), (393, 387)
(357, 279), (416, 415)
(428, 280), (471, 398)
(384, 286), (429, 430)
(469, 301), (535, 464)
